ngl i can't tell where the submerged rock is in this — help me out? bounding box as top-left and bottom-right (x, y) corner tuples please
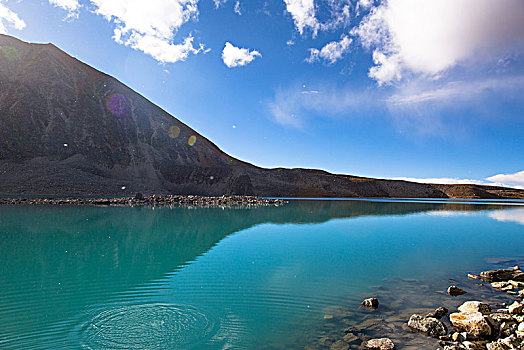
(318, 337), (335, 347)
(448, 286), (467, 296)
(362, 338), (395, 349)
(362, 298), (379, 309)
(449, 311), (493, 338)
(407, 314), (447, 337)
(329, 340), (349, 350)
(342, 332), (358, 344)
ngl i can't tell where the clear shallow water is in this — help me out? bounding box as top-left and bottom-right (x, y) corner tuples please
(0, 201), (523, 349)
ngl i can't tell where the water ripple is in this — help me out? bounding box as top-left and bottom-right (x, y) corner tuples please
(75, 303), (219, 349)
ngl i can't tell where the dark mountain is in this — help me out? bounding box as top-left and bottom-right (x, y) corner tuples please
(0, 34), (522, 199)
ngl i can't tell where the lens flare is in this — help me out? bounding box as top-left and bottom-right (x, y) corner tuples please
(168, 126), (180, 138)
(106, 94), (129, 116)
(2, 46), (20, 61)
(188, 135), (197, 146)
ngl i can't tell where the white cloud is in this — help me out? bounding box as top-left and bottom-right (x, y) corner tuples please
(489, 208), (524, 226)
(214, 0), (227, 8)
(283, 0), (352, 36)
(221, 42), (261, 68)
(0, 1), (25, 34)
(388, 76), (524, 106)
(268, 84), (373, 127)
(49, 0), (81, 18)
(356, 0), (373, 14)
(283, 0), (319, 36)
(318, 0), (351, 32)
(89, 0), (204, 63)
(307, 34), (352, 64)
(352, 0), (524, 85)
(486, 171), (524, 189)
(234, 0), (241, 15)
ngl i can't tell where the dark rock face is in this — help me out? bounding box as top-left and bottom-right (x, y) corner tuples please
(480, 268), (524, 283)
(448, 286), (468, 296)
(362, 297), (379, 309)
(408, 314), (448, 338)
(1, 34), (524, 198)
(426, 306), (449, 319)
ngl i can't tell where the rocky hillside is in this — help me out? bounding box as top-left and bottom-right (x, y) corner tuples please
(0, 34), (522, 199)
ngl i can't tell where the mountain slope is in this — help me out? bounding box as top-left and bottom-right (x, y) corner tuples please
(0, 34), (522, 199)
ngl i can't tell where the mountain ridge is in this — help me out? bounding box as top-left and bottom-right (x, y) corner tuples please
(0, 34), (523, 199)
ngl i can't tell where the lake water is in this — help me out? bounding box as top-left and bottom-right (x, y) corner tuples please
(1, 200), (523, 349)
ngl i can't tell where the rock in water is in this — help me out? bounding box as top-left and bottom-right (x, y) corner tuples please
(458, 301), (492, 315)
(407, 314), (448, 338)
(362, 338), (396, 349)
(480, 268), (524, 283)
(426, 306), (449, 319)
(449, 312), (493, 338)
(508, 301), (523, 315)
(330, 340), (349, 350)
(362, 298), (379, 308)
(448, 285), (467, 296)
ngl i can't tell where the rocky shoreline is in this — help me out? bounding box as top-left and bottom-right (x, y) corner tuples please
(306, 266), (524, 350)
(0, 194), (286, 207)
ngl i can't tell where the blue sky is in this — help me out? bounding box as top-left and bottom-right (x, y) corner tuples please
(0, 0), (523, 188)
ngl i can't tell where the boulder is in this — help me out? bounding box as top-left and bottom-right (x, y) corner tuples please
(443, 345), (466, 350)
(491, 282), (514, 292)
(449, 312), (493, 338)
(485, 342), (506, 350)
(480, 268), (524, 283)
(426, 306), (449, 319)
(362, 338), (395, 349)
(448, 286), (467, 296)
(486, 335), (520, 349)
(508, 301), (523, 315)
(508, 280), (524, 289)
(517, 322), (524, 338)
(451, 332), (466, 342)
(408, 314), (447, 337)
(462, 341), (489, 349)
(362, 298), (379, 309)
(458, 301), (492, 315)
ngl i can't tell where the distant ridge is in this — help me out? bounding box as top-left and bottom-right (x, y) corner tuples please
(0, 34), (523, 199)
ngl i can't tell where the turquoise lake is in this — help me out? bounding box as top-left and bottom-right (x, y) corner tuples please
(1, 200), (524, 349)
